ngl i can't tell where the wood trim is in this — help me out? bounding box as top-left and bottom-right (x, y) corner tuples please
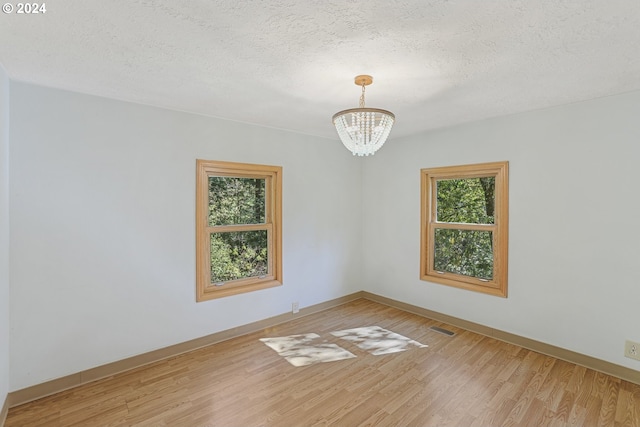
(361, 291), (640, 386)
(7, 290), (640, 408)
(420, 161), (509, 297)
(0, 394), (8, 427)
(7, 292), (366, 408)
(195, 159), (283, 301)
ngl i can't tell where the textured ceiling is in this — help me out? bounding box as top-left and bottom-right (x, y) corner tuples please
(1, 0), (639, 140)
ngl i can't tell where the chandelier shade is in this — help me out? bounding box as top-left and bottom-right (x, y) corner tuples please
(332, 75), (395, 156)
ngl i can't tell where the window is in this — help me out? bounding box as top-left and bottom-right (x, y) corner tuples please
(196, 160), (282, 301)
(420, 161), (509, 297)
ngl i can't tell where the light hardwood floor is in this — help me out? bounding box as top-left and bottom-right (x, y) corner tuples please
(6, 299), (640, 426)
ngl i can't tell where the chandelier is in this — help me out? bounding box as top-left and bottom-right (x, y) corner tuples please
(332, 75), (395, 156)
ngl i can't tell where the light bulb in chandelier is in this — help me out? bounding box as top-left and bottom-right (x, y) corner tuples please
(332, 75), (395, 156)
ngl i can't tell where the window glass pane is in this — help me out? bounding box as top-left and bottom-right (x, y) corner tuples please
(210, 230), (268, 283)
(208, 176), (265, 226)
(436, 177), (495, 224)
(434, 229), (493, 280)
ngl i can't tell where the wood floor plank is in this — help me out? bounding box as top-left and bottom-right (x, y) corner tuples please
(599, 378), (621, 426)
(6, 298), (640, 426)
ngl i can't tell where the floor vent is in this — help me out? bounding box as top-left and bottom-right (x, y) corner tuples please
(429, 326), (455, 336)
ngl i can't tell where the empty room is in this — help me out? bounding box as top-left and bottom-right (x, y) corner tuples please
(1, 1), (640, 426)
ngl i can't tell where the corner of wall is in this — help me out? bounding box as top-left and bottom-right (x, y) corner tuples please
(0, 61), (11, 427)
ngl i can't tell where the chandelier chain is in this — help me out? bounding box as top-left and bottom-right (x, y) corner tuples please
(359, 83), (366, 108)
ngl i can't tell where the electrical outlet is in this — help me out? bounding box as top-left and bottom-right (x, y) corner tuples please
(624, 340), (640, 361)
(292, 302), (299, 314)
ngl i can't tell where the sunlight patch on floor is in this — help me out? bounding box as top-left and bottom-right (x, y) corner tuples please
(331, 326), (428, 355)
(260, 327), (427, 367)
(259, 333), (357, 367)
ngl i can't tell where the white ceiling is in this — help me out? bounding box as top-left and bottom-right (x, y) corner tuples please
(1, 0), (639, 140)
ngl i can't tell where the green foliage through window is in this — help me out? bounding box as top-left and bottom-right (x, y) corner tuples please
(434, 176), (495, 280)
(208, 176), (268, 283)
(436, 177), (494, 224)
(434, 229), (493, 279)
(208, 177), (265, 226)
(210, 230), (268, 283)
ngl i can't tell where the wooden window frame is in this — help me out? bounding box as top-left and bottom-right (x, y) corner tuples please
(196, 160), (282, 301)
(420, 161), (509, 297)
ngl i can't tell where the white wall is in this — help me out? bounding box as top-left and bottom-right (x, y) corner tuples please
(8, 82), (363, 390)
(9, 79), (640, 393)
(363, 90), (640, 369)
(0, 65), (10, 408)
